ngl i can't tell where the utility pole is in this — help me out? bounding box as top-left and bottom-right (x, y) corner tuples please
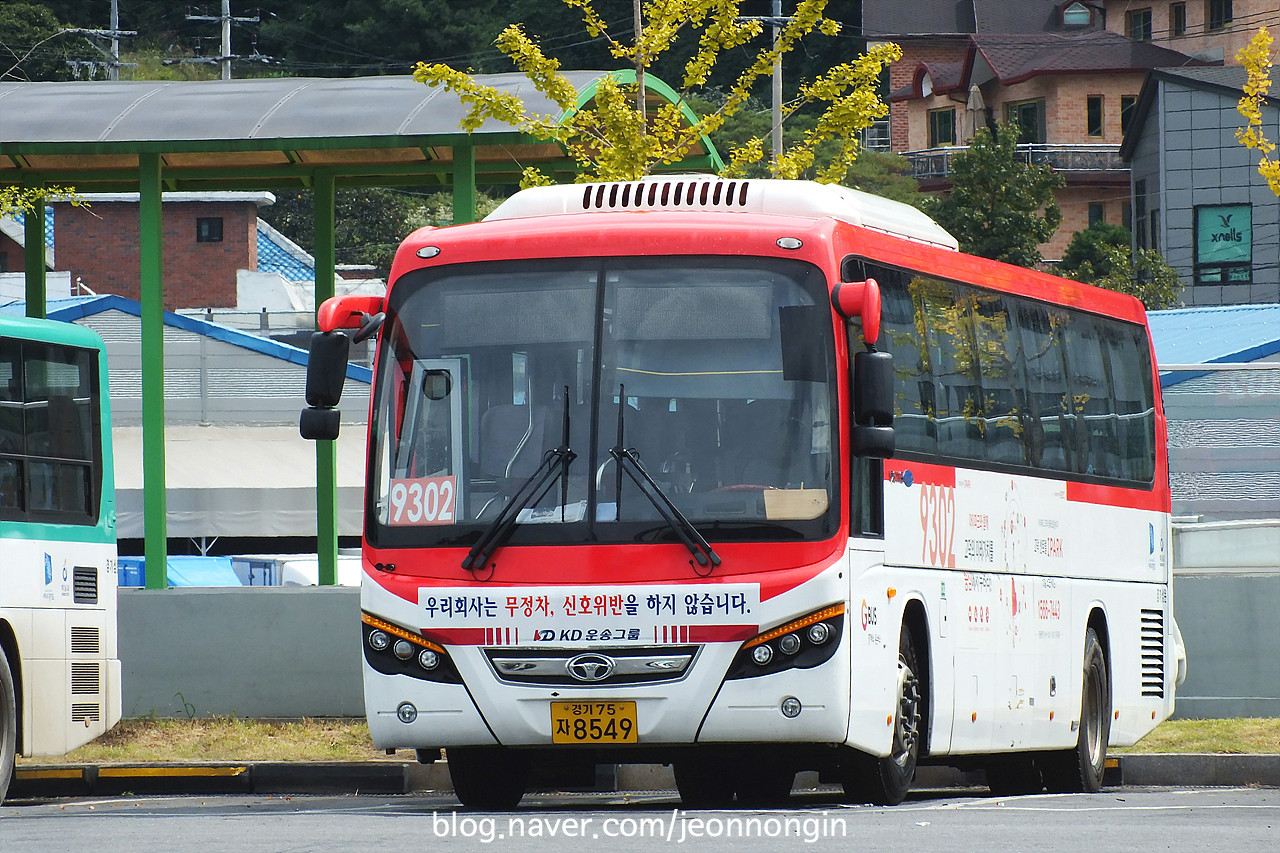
(60, 0), (137, 80)
(737, 2), (793, 169)
(184, 1), (261, 80)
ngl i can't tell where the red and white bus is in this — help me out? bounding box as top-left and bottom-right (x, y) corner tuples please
(302, 177), (1182, 808)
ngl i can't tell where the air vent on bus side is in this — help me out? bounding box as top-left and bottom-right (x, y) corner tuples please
(73, 566), (98, 604)
(579, 178), (751, 212)
(1140, 608), (1166, 698)
(72, 703), (102, 723)
(71, 662), (101, 695)
(70, 626), (101, 655)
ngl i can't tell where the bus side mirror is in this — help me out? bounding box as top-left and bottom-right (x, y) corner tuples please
(300, 330), (350, 441)
(852, 348), (895, 459)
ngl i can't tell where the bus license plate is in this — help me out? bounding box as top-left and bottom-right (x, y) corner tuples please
(550, 701), (638, 744)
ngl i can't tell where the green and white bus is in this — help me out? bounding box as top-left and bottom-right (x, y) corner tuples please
(0, 314), (119, 804)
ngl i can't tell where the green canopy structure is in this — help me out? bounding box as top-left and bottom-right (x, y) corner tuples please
(1, 71), (721, 587)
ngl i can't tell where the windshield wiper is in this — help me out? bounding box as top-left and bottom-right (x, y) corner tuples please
(611, 386), (721, 570)
(462, 391), (575, 573)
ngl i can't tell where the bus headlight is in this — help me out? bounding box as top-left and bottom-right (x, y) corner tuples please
(361, 612), (461, 684)
(727, 604), (845, 681)
(807, 622), (831, 645)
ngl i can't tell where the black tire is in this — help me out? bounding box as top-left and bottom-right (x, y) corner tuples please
(1042, 626), (1110, 793)
(984, 754), (1044, 796)
(447, 747), (527, 810)
(673, 758), (735, 808)
(1, 651), (16, 806)
(843, 623), (924, 806)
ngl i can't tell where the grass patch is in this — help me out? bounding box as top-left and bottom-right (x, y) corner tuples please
(19, 717), (1280, 765)
(1116, 718), (1280, 754)
(19, 717), (396, 765)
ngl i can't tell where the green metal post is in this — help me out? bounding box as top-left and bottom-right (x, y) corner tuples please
(139, 153), (169, 589)
(453, 142), (476, 224)
(314, 172), (339, 586)
(22, 183), (46, 319)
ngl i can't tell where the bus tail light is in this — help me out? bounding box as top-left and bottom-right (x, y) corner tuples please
(728, 604), (845, 680)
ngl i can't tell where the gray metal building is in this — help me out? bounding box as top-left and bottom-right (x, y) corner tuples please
(1123, 66), (1280, 305)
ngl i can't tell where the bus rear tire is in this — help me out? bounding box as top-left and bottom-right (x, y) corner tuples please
(1, 651), (16, 806)
(447, 747), (527, 810)
(842, 623), (923, 806)
(1042, 626), (1110, 793)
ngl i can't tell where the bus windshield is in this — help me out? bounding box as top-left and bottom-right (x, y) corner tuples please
(368, 256), (838, 551)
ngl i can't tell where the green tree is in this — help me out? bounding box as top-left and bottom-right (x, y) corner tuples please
(1057, 222), (1132, 279)
(925, 121), (1064, 268)
(1236, 27), (1280, 194)
(1058, 224), (1184, 310)
(260, 188), (417, 277)
(414, 0), (900, 184)
(1, 2), (96, 82)
(1, 186), (82, 218)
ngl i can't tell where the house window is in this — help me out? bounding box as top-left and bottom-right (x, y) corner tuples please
(1171, 3), (1187, 37)
(1006, 99), (1046, 144)
(929, 108), (957, 147)
(1062, 2), (1092, 26)
(1195, 203), (1251, 285)
(1208, 0), (1233, 32)
(1087, 95), (1104, 137)
(1134, 179), (1148, 250)
(1089, 203), (1105, 227)
(1120, 95), (1138, 136)
(1126, 9), (1153, 40)
(196, 217), (224, 243)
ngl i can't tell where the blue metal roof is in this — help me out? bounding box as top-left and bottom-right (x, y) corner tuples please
(1148, 303), (1280, 387)
(0, 294), (371, 383)
(257, 222), (314, 282)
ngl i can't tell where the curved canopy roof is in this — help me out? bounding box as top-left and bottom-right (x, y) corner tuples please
(0, 71), (721, 192)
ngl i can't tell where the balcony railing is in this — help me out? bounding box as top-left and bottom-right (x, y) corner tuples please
(902, 144), (1126, 181)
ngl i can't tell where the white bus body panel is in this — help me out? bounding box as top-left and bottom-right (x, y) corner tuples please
(1, 537), (118, 756)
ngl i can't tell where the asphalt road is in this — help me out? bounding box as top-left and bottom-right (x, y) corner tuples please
(1, 787), (1276, 852)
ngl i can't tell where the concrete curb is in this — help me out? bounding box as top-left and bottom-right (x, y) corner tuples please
(10, 754), (1279, 800)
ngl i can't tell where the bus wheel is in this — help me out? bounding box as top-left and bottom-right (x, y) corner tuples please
(984, 754), (1044, 796)
(1042, 627), (1110, 793)
(674, 758), (735, 808)
(843, 623), (923, 806)
(1, 651), (16, 806)
(447, 747), (527, 810)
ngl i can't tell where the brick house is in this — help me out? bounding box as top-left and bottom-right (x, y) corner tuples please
(862, 1), (1226, 261)
(886, 31), (1212, 259)
(1099, 0), (1270, 64)
(48, 192), (268, 310)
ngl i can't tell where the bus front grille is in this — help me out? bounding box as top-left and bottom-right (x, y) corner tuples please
(485, 645), (699, 687)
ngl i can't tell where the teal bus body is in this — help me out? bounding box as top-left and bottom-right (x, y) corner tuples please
(0, 314), (119, 804)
